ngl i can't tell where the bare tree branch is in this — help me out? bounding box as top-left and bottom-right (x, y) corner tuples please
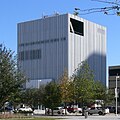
(74, 0), (120, 16)
(91, 0), (120, 6)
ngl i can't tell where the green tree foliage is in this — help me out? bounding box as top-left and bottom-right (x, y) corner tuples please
(93, 81), (114, 106)
(104, 89), (114, 106)
(0, 45), (26, 107)
(43, 81), (61, 115)
(59, 70), (74, 104)
(73, 61), (95, 105)
(93, 81), (106, 100)
(59, 70), (74, 114)
(20, 88), (37, 108)
(19, 85), (45, 109)
(72, 61), (113, 107)
(36, 85), (45, 108)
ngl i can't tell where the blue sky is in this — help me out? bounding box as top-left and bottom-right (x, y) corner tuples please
(0, 0), (120, 67)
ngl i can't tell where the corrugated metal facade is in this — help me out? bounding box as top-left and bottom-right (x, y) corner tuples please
(68, 14), (106, 85)
(17, 13), (106, 86)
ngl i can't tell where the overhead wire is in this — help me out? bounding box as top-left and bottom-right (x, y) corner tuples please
(74, 0), (120, 16)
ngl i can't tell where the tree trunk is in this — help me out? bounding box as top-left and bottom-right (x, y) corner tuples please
(65, 102), (67, 115)
(52, 109), (54, 116)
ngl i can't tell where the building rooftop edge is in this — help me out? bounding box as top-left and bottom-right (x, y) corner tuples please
(109, 65), (120, 69)
(17, 13), (68, 24)
(17, 12), (106, 28)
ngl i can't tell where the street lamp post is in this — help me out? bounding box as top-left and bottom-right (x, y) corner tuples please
(38, 80), (41, 89)
(115, 75), (119, 116)
(37, 80), (41, 110)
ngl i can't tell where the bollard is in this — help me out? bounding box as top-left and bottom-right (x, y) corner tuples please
(84, 111), (88, 119)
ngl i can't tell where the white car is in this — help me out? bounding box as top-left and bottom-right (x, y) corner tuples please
(46, 107), (61, 115)
(77, 108), (82, 113)
(46, 107), (67, 115)
(18, 106), (33, 113)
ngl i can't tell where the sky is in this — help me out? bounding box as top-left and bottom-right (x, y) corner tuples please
(0, 0), (120, 68)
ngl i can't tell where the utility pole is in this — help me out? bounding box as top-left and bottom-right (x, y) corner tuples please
(37, 80), (41, 110)
(115, 75), (119, 116)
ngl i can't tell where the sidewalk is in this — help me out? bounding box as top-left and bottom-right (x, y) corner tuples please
(55, 114), (120, 120)
(38, 113), (120, 120)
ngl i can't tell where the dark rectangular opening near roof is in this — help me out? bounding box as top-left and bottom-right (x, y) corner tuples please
(70, 18), (84, 36)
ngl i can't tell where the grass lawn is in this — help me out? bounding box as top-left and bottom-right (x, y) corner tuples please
(0, 113), (63, 120)
(0, 113), (61, 120)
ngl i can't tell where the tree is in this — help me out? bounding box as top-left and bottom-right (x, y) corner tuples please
(93, 81), (114, 106)
(72, 61), (114, 109)
(0, 45), (26, 108)
(104, 89), (114, 106)
(93, 80), (106, 100)
(59, 70), (74, 103)
(74, 0), (120, 16)
(73, 61), (95, 106)
(36, 85), (46, 109)
(59, 70), (74, 114)
(43, 81), (62, 115)
(19, 88), (37, 108)
(18, 84), (45, 110)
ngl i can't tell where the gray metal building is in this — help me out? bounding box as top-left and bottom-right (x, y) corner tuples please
(17, 13), (106, 87)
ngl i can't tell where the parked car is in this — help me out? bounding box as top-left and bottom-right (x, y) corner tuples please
(105, 106), (115, 113)
(105, 106), (120, 114)
(67, 105), (82, 113)
(46, 107), (65, 115)
(14, 106), (33, 113)
(0, 107), (13, 112)
(77, 107), (82, 113)
(85, 107), (106, 115)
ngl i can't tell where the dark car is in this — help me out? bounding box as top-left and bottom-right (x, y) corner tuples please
(106, 106), (120, 113)
(106, 106), (115, 113)
(0, 107), (13, 112)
